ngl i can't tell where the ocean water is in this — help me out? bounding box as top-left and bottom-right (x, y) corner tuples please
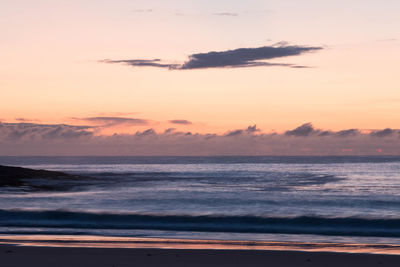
(1, 156), (400, 247)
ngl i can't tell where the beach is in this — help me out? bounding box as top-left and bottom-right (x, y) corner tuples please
(2, 156), (400, 266)
(2, 244), (400, 267)
(2, 234), (400, 267)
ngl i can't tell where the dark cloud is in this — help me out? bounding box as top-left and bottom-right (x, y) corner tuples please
(285, 124), (362, 138)
(179, 44), (322, 69)
(335, 129), (360, 137)
(370, 128), (398, 137)
(246, 125), (260, 133)
(225, 125), (260, 137)
(204, 133), (217, 139)
(285, 123), (317, 137)
(318, 130), (333, 137)
(135, 128), (156, 137)
(169, 119), (192, 125)
(0, 122), (93, 141)
(213, 12), (238, 16)
(101, 43), (323, 70)
(3, 122), (400, 156)
(100, 59), (179, 69)
(75, 117), (149, 127)
(225, 129), (244, 137)
(164, 128), (176, 134)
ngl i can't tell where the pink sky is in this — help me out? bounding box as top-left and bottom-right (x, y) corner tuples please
(1, 0), (400, 155)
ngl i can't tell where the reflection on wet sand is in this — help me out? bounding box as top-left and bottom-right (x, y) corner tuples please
(1, 235), (400, 255)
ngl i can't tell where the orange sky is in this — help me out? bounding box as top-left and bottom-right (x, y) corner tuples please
(1, 0), (400, 136)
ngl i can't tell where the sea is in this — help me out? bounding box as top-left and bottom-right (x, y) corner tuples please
(1, 156), (400, 252)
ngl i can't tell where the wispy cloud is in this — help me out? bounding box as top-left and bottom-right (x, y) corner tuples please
(377, 38), (398, 43)
(169, 120), (192, 125)
(15, 118), (40, 123)
(101, 43), (323, 70)
(132, 9), (153, 13)
(213, 12), (238, 16)
(0, 122), (93, 141)
(100, 59), (180, 69)
(73, 117), (149, 127)
(97, 112), (138, 116)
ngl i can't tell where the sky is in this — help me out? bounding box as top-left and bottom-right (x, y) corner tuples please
(1, 0), (400, 155)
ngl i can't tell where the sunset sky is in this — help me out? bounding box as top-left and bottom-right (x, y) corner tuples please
(1, 0), (400, 155)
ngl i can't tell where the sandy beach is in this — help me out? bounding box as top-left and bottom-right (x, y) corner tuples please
(2, 244), (400, 267)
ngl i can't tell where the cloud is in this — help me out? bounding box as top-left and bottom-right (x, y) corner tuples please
(370, 128), (398, 137)
(164, 128), (176, 134)
(74, 117), (149, 127)
(378, 38), (398, 43)
(0, 122), (93, 141)
(100, 59), (179, 69)
(3, 122), (400, 156)
(335, 129), (360, 137)
(178, 44), (322, 69)
(225, 125), (260, 137)
(15, 118), (40, 123)
(135, 128), (156, 137)
(246, 125), (260, 133)
(97, 112), (138, 116)
(284, 123), (362, 138)
(133, 9), (153, 13)
(169, 119), (192, 125)
(101, 43), (323, 70)
(213, 12), (238, 16)
(225, 129), (244, 137)
(318, 131), (333, 137)
(285, 123), (318, 137)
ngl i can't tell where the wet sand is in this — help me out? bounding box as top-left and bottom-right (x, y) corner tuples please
(2, 244), (400, 267)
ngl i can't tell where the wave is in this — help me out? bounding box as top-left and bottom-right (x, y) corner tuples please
(1, 209), (400, 237)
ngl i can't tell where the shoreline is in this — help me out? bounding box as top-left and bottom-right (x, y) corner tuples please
(2, 244), (400, 267)
(2, 234), (400, 254)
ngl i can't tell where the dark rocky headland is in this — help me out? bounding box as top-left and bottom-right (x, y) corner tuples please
(0, 165), (86, 190)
